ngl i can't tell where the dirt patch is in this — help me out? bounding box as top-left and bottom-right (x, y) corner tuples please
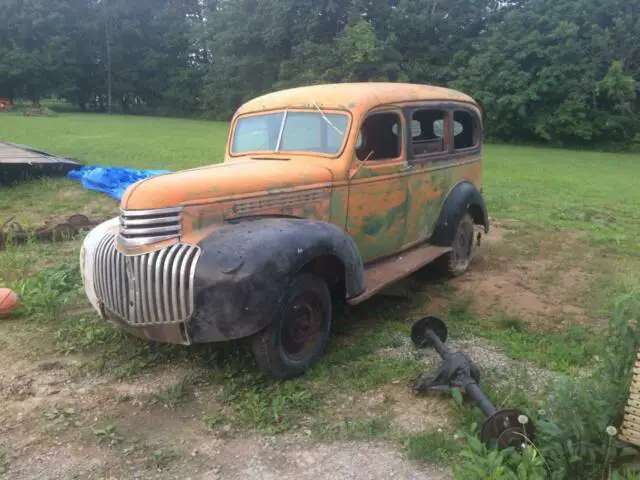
(480, 220), (515, 245)
(453, 263), (590, 331)
(447, 226), (592, 331)
(371, 384), (455, 434)
(4, 443), (110, 480)
(2, 406), (454, 480)
(0, 346), (453, 480)
(219, 438), (452, 480)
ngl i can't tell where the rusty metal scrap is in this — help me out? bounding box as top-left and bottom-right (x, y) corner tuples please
(0, 214), (106, 250)
(411, 316), (535, 450)
(0, 142), (82, 185)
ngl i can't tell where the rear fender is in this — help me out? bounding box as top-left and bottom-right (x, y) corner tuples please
(430, 181), (489, 246)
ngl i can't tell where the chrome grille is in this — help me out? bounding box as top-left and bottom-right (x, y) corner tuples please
(94, 232), (201, 325)
(118, 207), (182, 247)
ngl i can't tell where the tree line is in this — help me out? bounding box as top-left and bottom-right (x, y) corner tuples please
(0, 0), (638, 148)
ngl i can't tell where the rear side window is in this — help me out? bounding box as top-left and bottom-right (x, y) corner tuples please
(453, 110), (478, 150)
(411, 109), (446, 157)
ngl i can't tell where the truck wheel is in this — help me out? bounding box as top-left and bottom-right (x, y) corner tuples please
(250, 273), (332, 379)
(437, 213), (475, 277)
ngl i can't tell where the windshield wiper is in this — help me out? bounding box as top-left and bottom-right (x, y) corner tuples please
(251, 156), (291, 161)
(313, 101), (344, 136)
(275, 109), (288, 152)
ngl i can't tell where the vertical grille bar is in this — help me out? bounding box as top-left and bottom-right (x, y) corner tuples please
(146, 251), (157, 324)
(188, 248), (201, 316)
(171, 245), (185, 321)
(107, 241), (117, 316)
(114, 251), (129, 315)
(139, 254), (148, 325)
(163, 246), (179, 324)
(155, 247), (168, 323)
(137, 256), (145, 325)
(179, 248), (196, 320)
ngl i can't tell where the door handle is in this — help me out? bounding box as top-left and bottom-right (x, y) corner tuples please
(400, 164), (414, 172)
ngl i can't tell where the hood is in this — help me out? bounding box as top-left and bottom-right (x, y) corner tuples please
(120, 159), (334, 210)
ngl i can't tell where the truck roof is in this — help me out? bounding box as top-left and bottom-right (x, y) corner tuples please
(235, 82), (479, 117)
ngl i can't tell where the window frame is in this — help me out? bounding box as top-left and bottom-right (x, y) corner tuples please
(452, 108), (481, 153)
(354, 108), (405, 164)
(227, 107), (353, 159)
(406, 106), (450, 162)
(403, 102), (482, 165)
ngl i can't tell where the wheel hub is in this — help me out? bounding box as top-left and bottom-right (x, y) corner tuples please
(452, 221), (473, 268)
(281, 292), (323, 360)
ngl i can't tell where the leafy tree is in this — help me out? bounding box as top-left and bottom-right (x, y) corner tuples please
(453, 0), (639, 147)
(277, 19), (406, 88)
(0, 0), (79, 105)
(0, 0), (636, 148)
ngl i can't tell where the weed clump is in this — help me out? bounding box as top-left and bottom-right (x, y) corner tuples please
(13, 261), (83, 321)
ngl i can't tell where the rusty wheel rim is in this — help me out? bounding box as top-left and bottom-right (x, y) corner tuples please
(280, 291), (325, 362)
(451, 219), (473, 270)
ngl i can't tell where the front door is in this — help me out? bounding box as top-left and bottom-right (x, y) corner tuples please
(346, 110), (410, 263)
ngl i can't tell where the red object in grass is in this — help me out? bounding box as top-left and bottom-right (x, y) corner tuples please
(0, 288), (20, 318)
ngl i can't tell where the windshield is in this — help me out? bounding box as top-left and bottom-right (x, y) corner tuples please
(231, 110), (350, 155)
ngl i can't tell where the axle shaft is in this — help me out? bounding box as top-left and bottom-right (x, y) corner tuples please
(411, 316), (534, 449)
(423, 328), (450, 359)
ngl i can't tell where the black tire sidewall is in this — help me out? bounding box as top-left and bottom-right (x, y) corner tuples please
(253, 272), (332, 378)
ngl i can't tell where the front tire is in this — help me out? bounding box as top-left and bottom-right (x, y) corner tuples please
(437, 213), (475, 277)
(250, 273), (332, 379)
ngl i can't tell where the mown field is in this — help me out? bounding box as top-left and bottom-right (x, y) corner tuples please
(1, 112), (640, 479)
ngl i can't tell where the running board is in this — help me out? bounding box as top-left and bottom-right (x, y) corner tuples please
(347, 244), (452, 306)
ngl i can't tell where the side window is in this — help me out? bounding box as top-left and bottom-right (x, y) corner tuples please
(411, 109), (446, 157)
(356, 112), (402, 161)
(453, 110), (478, 150)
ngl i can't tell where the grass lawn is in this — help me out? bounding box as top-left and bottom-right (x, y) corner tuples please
(1, 112), (640, 478)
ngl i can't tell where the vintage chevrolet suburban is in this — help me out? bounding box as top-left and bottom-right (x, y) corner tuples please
(79, 83), (489, 379)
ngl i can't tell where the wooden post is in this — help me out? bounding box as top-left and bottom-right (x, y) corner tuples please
(619, 346), (640, 447)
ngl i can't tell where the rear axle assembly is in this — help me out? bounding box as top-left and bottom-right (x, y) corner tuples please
(411, 316), (535, 449)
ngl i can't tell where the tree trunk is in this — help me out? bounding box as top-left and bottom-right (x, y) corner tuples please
(30, 87), (40, 108)
(103, 0), (113, 114)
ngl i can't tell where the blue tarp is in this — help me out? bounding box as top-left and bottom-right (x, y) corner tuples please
(67, 166), (172, 201)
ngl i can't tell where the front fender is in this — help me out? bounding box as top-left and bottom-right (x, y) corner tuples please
(187, 217), (365, 343)
(430, 181), (489, 247)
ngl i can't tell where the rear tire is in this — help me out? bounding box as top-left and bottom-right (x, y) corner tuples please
(436, 213), (475, 277)
(250, 273), (332, 379)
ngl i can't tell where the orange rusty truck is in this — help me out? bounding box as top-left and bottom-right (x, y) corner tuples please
(80, 83), (489, 379)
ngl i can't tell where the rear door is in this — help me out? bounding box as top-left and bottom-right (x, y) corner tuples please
(346, 108), (410, 263)
(403, 103), (483, 245)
